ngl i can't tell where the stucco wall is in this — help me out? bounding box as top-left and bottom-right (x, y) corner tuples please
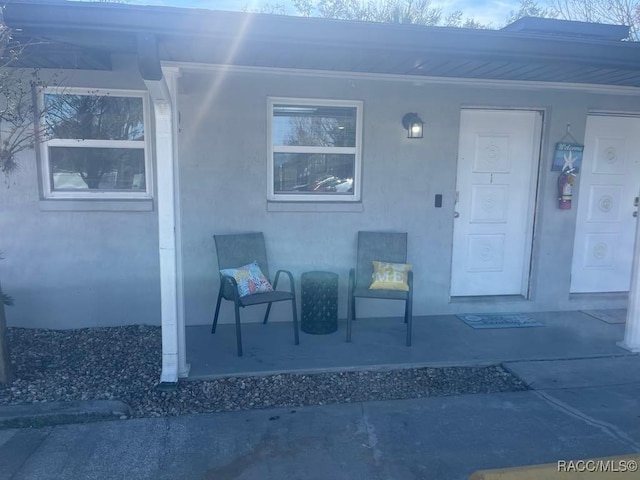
(0, 57), (161, 329)
(177, 68), (640, 326)
(3, 60), (640, 329)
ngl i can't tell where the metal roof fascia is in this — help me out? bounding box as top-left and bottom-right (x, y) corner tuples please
(5, 1), (640, 72)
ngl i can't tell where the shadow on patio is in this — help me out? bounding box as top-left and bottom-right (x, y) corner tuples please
(186, 311), (631, 379)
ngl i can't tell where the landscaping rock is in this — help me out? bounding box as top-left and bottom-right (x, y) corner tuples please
(0, 326), (527, 422)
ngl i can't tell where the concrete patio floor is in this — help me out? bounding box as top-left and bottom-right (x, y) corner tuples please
(186, 310), (631, 379)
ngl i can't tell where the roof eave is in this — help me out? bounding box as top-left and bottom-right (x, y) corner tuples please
(5, 1), (640, 83)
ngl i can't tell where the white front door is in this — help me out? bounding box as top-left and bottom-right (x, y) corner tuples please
(451, 109), (541, 297)
(570, 115), (640, 293)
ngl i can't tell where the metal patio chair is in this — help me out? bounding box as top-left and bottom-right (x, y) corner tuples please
(346, 231), (413, 346)
(212, 232), (299, 356)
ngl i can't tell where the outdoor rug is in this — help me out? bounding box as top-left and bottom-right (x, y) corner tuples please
(581, 309), (627, 324)
(456, 313), (545, 329)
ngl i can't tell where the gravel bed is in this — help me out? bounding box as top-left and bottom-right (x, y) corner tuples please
(0, 326), (528, 418)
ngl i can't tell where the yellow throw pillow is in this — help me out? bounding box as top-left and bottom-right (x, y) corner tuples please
(369, 261), (412, 291)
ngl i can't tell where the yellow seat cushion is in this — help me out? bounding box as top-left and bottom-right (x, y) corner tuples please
(369, 261), (412, 291)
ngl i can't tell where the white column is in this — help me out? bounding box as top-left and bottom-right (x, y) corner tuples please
(163, 66), (190, 379)
(145, 77), (181, 383)
(619, 197), (640, 352)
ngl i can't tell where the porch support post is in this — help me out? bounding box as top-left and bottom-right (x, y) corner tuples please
(163, 66), (190, 379)
(145, 76), (191, 383)
(139, 32), (189, 383)
(146, 79), (179, 383)
(619, 197), (640, 352)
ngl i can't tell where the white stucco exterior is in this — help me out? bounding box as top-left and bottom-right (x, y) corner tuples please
(3, 54), (640, 380)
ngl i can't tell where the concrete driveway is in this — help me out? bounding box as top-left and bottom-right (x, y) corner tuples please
(2, 355), (639, 480)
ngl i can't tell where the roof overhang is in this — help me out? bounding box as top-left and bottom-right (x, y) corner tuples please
(4, 0), (640, 87)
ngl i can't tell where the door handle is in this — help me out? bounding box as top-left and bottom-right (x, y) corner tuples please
(634, 211), (638, 218)
(454, 211), (460, 218)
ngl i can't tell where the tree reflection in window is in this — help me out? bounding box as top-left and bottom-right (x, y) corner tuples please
(44, 93), (146, 191)
(272, 104), (357, 195)
(273, 105), (356, 147)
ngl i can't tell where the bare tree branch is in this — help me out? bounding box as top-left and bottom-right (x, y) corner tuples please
(548, 0), (639, 40)
(0, 10), (55, 178)
(270, 0), (488, 27)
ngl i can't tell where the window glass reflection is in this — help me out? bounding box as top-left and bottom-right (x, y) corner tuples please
(45, 94), (144, 141)
(272, 105), (356, 147)
(50, 147), (145, 190)
(274, 153), (355, 194)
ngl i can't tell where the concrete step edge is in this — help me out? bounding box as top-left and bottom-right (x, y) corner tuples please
(0, 400), (131, 428)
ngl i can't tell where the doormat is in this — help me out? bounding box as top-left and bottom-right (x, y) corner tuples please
(457, 313), (545, 329)
(581, 309), (626, 324)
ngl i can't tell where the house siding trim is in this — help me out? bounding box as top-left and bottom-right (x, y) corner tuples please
(38, 199), (154, 212)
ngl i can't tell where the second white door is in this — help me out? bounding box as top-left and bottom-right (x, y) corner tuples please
(570, 115), (640, 293)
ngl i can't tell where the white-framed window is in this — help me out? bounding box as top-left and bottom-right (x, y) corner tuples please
(39, 87), (153, 199)
(267, 97), (363, 202)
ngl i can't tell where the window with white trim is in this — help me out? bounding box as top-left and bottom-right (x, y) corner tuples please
(40, 88), (152, 199)
(268, 98), (362, 202)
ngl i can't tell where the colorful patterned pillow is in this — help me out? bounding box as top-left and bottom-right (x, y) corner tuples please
(369, 261), (412, 291)
(220, 261), (274, 297)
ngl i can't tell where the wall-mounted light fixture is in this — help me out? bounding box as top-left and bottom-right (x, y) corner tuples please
(402, 112), (424, 139)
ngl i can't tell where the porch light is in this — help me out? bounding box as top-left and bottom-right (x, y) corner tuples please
(402, 112), (424, 139)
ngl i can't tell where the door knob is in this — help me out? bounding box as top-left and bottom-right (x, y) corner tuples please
(454, 211), (460, 218)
